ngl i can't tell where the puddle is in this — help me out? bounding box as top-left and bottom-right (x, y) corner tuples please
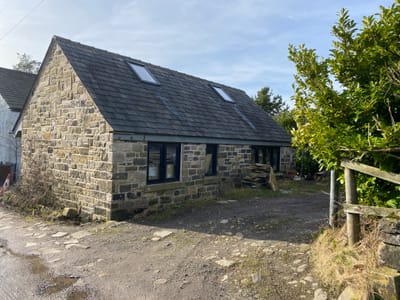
(36, 275), (79, 295)
(30, 255), (49, 275)
(1, 238), (87, 299)
(23, 254), (80, 296)
(28, 256), (87, 299)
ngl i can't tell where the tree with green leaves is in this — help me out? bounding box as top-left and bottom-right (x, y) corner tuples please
(254, 87), (319, 176)
(289, 3), (400, 207)
(254, 86), (289, 117)
(13, 53), (40, 74)
(274, 109), (296, 134)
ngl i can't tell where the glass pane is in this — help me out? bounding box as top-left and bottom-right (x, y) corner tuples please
(271, 148), (279, 171)
(257, 149), (263, 163)
(129, 63), (158, 84)
(166, 144), (177, 179)
(148, 144), (161, 180)
(205, 153), (213, 175)
(264, 148), (269, 165)
(205, 144), (216, 176)
(213, 86), (234, 102)
(252, 148), (256, 163)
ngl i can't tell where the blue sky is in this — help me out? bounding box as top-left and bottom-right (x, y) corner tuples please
(0, 0), (394, 105)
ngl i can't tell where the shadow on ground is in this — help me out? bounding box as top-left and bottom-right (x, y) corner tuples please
(132, 190), (330, 244)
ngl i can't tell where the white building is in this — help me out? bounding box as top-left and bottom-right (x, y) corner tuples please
(0, 67), (35, 180)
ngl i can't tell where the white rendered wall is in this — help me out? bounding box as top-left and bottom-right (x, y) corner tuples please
(0, 95), (20, 164)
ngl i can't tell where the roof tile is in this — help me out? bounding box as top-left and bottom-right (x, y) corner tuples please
(0, 67), (36, 111)
(54, 36), (290, 144)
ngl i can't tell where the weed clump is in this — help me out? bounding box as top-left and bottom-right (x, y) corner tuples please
(0, 139), (63, 218)
(1, 179), (62, 218)
(310, 221), (380, 296)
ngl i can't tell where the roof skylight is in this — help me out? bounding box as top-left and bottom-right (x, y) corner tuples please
(128, 62), (158, 84)
(212, 86), (234, 102)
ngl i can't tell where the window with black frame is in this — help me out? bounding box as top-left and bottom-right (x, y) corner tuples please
(252, 146), (280, 171)
(205, 144), (217, 176)
(147, 142), (180, 184)
(270, 147), (280, 171)
(253, 147), (266, 164)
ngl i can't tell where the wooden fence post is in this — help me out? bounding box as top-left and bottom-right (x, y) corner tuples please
(344, 167), (360, 246)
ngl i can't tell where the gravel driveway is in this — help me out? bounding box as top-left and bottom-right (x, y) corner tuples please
(0, 186), (329, 300)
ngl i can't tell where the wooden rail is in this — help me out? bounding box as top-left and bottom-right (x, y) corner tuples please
(340, 160), (400, 246)
(344, 204), (400, 218)
(341, 160), (400, 185)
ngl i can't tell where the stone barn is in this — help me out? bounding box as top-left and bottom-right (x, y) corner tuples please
(17, 36), (291, 220)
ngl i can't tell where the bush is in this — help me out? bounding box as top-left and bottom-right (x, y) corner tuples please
(1, 180), (61, 215)
(0, 138), (63, 217)
(295, 148), (320, 177)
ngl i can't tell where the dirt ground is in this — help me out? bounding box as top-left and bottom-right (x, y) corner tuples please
(0, 181), (330, 300)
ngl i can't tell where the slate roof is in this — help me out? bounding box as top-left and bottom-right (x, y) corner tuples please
(54, 36), (291, 145)
(0, 67), (36, 111)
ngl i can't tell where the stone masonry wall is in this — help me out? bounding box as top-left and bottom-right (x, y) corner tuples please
(280, 147), (296, 174)
(378, 219), (400, 271)
(110, 142), (252, 220)
(21, 43), (114, 220)
(218, 145), (252, 179)
(19, 42), (263, 221)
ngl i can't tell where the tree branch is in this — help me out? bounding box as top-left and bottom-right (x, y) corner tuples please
(338, 146), (400, 153)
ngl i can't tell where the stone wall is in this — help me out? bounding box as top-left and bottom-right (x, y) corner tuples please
(378, 219), (400, 271)
(20, 42), (267, 221)
(280, 146), (296, 174)
(218, 145), (252, 179)
(110, 141), (252, 220)
(21, 43), (114, 220)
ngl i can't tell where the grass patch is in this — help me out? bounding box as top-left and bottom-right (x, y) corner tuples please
(310, 221), (380, 297)
(89, 221), (125, 234)
(23, 215), (56, 226)
(139, 178), (329, 222)
(168, 230), (201, 248)
(278, 178), (329, 194)
(223, 178), (329, 201)
(139, 197), (219, 222)
(230, 247), (306, 299)
(231, 248), (272, 299)
(222, 188), (280, 200)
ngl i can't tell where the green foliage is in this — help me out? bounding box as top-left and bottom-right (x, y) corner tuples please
(254, 86), (297, 138)
(13, 53), (41, 74)
(274, 109), (297, 134)
(289, 3), (400, 207)
(355, 176), (400, 208)
(254, 86), (289, 117)
(295, 148), (320, 176)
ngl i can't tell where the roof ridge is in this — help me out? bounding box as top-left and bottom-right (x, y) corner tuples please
(0, 66), (36, 77)
(53, 35), (246, 94)
(48, 35), (290, 143)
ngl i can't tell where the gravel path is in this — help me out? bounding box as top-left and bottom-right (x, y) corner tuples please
(0, 189), (329, 300)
